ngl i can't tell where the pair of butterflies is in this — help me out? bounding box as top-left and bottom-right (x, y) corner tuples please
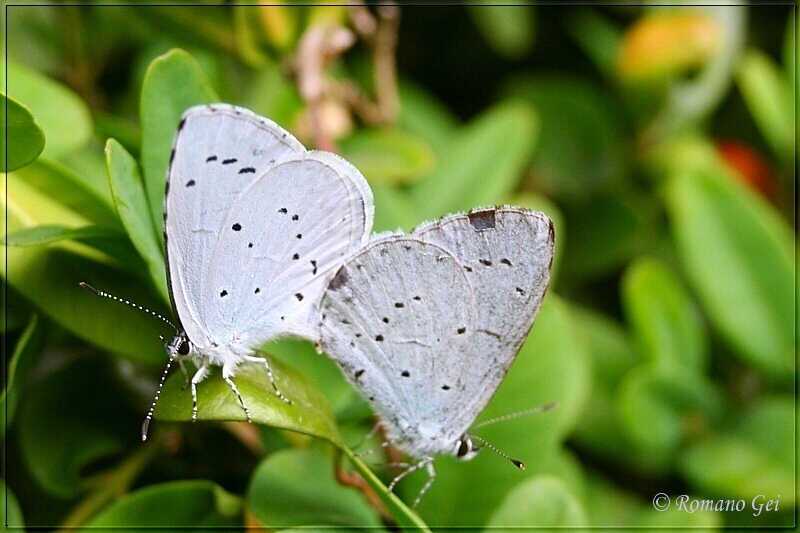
(128, 104), (554, 506)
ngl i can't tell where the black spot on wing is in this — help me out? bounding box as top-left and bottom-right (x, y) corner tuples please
(375, 335), (384, 342)
(457, 327), (466, 334)
(222, 158), (237, 165)
(442, 385), (451, 390)
(220, 290), (228, 297)
(292, 253), (299, 260)
(206, 155), (217, 162)
(479, 259), (492, 267)
(279, 207), (288, 214)
(394, 302), (404, 308)
(401, 370), (410, 377)
(232, 223), (242, 231)
(295, 293), (304, 301)
(169, 148), (176, 165)
(177, 117), (187, 131)
(310, 260), (317, 275)
(292, 214), (299, 221)
(329, 267), (349, 290)
(186, 179), (196, 187)
(238, 167), (256, 174)
(468, 208), (496, 230)
(382, 317), (389, 324)
(501, 258), (512, 266)
(254, 287), (260, 294)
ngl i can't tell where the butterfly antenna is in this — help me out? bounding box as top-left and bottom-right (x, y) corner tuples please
(471, 402), (558, 430)
(469, 434), (525, 471)
(79, 282), (178, 334)
(141, 354), (176, 441)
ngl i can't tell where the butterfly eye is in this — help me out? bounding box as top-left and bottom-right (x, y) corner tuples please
(178, 340), (190, 355)
(456, 435), (472, 458)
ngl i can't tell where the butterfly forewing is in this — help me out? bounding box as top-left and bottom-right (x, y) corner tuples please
(413, 207), (555, 422)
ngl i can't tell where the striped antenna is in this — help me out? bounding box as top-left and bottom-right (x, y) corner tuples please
(471, 401), (558, 430)
(80, 282), (180, 441)
(469, 434), (525, 470)
(79, 282), (178, 333)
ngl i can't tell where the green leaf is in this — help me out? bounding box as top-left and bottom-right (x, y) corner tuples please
(411, 100), (538, 221)
(565, 9), (624, 77)
(18, 356), (136, 498)
(4, 174), (169, 364)
(502, 75), (626, 200)
(616, 365), (723, 457)
(2, 92), (45, 171)
(467, 2), (536, 60)
(339, 129), (435, 187)
(679, 435), (793, 501)
(665, 164), (794, 380)
(13, 158), (120, 229)
(416, 296), (590, 527)
(736, 49), (794, 165)
(152, 355), (341, 446)
(3, 60), (93, 159)
(1, 314), (48, 437)
(484, 475), (589, 528)
(140, 49), (218, 243)
(3, 224), (146, 275)
(83, 480), (242, 529)
(398, 79), (459, 155)
(622, 258), (709, 371)
(248, 448), (382, 528)
(560, 192), (657, 280)
(106, 139), (169, 303)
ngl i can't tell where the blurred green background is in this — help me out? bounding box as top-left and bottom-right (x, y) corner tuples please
(2, 3), (795, 530)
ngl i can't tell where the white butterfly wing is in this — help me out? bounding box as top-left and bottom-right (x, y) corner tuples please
(413, 207), (554, 424)
(166, 104), (373, 351)
(319, 237), (480, 456)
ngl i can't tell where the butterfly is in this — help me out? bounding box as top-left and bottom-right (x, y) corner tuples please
(318, 206), (554, 506)
(141, 104), (373, 439)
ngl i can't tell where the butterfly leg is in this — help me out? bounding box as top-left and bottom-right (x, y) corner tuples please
(412, 461), (437, 508)
(388, 455), (433, 504)
(177, 358), (190, 390)
(190, 362), (211, 422)
(353, 422), (382, 456)
(221, 363), (252, 423)
(242, 355), (292, 404)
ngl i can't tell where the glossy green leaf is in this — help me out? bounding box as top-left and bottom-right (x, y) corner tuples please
(152, 355), (341, 445)
(83, 480), (242, 529)
(248, 448), (381, 528)
(3, 225), (145, 274)
(18, 356), (137, 498)
(410, 100), (538, 221)
(3, 60), (92, 158)
(416, 296), (590, 527)
(502, 75), (625, 200)
(622, 258), (709, 371)
(485, 475), (589, 528)
(371, 183), (419, 233)
(140, 49), (218, 242)
(106, 139), (168, 303)
(467, 2), (536, 60)
(736, 396), (794, 469)
(736, 49), (793, 164)
(1, 314), (48, 437)
(5, 174), (169, 363)
(2, 92), (45, 171)
(339, 129), (435, 186)
(616, 365), (723, 456)
(665, 165), (793, 380)
(13, 158), (120, 229)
